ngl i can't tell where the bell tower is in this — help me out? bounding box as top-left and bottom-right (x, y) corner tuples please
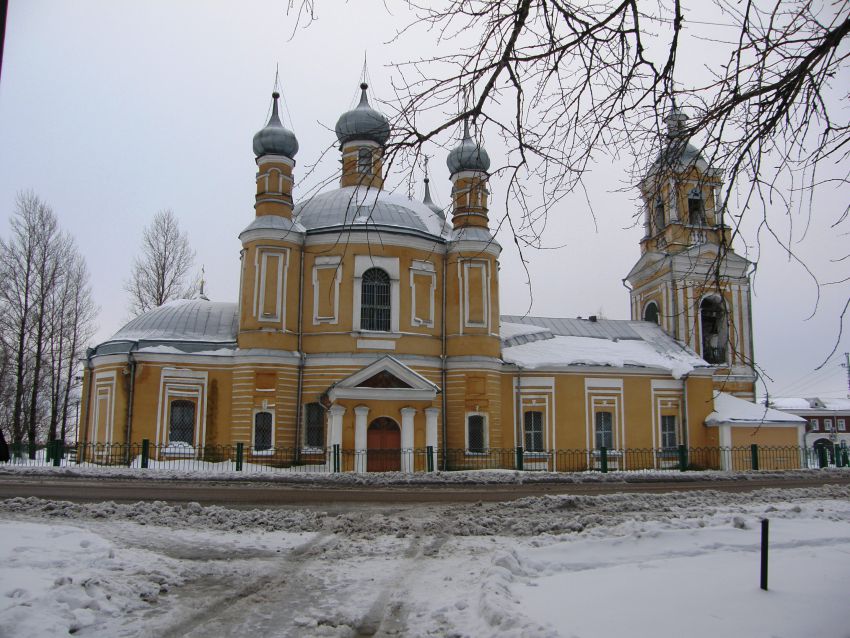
(237, 90), (303, 351)
(625, 106), (756, 399)
(444, 120), (501, 359)
(334, 83), (390, 191)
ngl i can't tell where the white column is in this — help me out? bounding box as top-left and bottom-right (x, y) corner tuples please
(400, 407), (417, 473)
(354, 405), (369, 473)
(328, 404), (345, 449)
(425, 407), (439, 471)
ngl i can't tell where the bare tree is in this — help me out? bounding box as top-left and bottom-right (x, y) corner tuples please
(125, 209), (197, 316)
(0, 192), (95, 456)
(46, 248), (96, 445)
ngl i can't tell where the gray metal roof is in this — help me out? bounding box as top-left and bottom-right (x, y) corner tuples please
(94, 300), (239, 355)
(294, 186), (449, 239)
(501, 315), (644, 340)
(239, 214), (306, 238)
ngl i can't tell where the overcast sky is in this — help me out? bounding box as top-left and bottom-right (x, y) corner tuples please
(1, 1), (847, 400)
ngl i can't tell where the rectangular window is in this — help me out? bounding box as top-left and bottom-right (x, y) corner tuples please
(809, 418), (819, 431)
(305, 403), (325, 449)
(595, 411), (614, 450)
(169, 400), (195, 445)
(661, 415), (677, 450)
(825, 418), (834, 432)
(254, 411), (273, 451)
(523, 411), (544, 452)
(838, 419), (846, 432)
(467, 414), (486, 453)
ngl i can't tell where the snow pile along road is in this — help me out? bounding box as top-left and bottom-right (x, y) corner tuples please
(1, 485), (848, 637)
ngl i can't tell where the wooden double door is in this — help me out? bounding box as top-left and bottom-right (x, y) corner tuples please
(367, 417), (401, 472)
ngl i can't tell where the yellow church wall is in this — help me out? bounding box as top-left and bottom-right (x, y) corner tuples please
(238, 237), (302, 351)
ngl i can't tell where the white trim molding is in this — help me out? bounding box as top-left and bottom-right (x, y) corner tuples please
(312, 256), (342, 325)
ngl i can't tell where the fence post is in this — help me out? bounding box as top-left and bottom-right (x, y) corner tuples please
(333, 444), (340, 473)
(141, 439), (150, 469)
(842, 448), (849, 468)
(516, 446), (524, 471)
(236, 442), (244, 471)
(760, 518), (769, 591)
(52, 441), (62, 467)
(817, 445), (827, 469)
(600, 447), (608, 473)
(750, 444), (759, 471)
(426, 445), (434, 472)
(678, 444), (688, 472)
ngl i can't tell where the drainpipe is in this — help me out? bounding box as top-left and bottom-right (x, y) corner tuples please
(294, 248), (306, 464)
(681, 372), (690, 451)
(441, 247), (448, 470)
(124, 343), (138, 462)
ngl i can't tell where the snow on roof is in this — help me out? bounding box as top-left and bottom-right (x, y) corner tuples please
(769, 397), (813, 411)
(499, 322), (549, 340)
(706, 393), (805, 426)
(767, 397), (850, 412)
(502, 333), (704, 378)
(821, 398), (850, 411)
(500, 316), (705, 378)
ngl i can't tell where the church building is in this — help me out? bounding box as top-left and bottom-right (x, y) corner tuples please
(79, 84), (805, 471)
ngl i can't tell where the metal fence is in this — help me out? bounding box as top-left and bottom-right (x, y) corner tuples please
(2, 441), (848, 474)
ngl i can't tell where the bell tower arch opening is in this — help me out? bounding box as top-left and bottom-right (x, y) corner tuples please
(699, 295), (728, 365)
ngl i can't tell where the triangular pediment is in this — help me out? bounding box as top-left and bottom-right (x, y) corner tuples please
(357, 370), (412, 389)
(327, 356), (439, 402)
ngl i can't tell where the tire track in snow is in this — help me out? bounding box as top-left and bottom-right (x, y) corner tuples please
(154, 530), (337, 638)
(352, 533), (450, 637)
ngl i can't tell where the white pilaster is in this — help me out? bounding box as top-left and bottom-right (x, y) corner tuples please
(425, 407), (440, 470)
(400, 407), (417, 473)
(354, 405), (369, 473)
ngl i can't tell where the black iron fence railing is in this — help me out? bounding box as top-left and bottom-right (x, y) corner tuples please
(2, 441), (848, 474)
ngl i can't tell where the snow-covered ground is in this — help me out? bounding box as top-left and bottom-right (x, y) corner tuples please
(1, 485), (849, 637)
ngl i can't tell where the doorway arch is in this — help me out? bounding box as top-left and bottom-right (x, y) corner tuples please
(367, 417), (401, 472)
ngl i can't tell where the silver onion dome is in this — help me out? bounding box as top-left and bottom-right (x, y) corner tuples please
(446, 120), (490, 174)
(253, 92), (299, 159)
(335, 83), (391, 146)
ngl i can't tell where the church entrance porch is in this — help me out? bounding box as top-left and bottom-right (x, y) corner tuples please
(367, 417), (401, 472)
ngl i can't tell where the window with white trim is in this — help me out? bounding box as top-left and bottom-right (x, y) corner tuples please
(361, 268), (391, 331)
(523, 411), (544, 452)
(808, 418), (818, 431)
(304, 402), (325, 449)
(466, 413), (487, 453)
(838, 418), (846, 432)
(595, 411), (614, 449)
(825, 418), (834, 432)
(169, 400), (195, 445)
(661, 414), (677, 450)
(253, 411), (273, 451)
(653, 196), (665, 232)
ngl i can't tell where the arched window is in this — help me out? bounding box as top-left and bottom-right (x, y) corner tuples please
(687, 188), (706, 225)
(523, 411), (544, 452)
(169, 400), (195, 445)
(595, 411), (614, 449)
(254, 411), (273, 451)
(643, 302), (659, 325)
(358, 147), (372, 174)
(304, 402), (325, 449)
(361, 268), (391, 331)
(653, 197), (665, 232)
(700, 296), (727, 364)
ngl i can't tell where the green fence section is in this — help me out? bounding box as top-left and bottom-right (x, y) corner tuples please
(2, 441), (847, 474)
